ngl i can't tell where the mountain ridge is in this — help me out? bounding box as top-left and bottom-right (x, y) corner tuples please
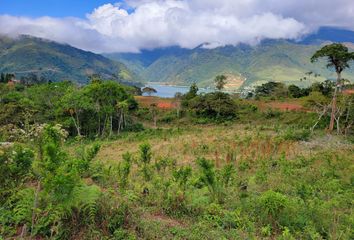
(0, 35), (141, 85)
(106, 27), (354, 88)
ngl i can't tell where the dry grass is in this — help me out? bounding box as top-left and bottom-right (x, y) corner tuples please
(94, 124), (353, 167)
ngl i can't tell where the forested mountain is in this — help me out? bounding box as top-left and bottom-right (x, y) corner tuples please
(106, 27), (354, 88)
(0, 35), (140, 84)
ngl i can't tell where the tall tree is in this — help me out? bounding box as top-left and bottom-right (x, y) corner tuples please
(311, 43), (354, 132)
(214, 75), (227, 91)
(116, 100), (129, 134)
(0, 73), (5, 83)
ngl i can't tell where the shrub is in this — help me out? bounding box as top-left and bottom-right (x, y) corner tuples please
(258, 191), (289, 227)
(117, 152), (132, 191)
(188, 92), (237, 120)
(264, 108), (282, 119)
(138, 143), (153, 182)
(281, 128), (311, 141)
(0, 145), (34, 194)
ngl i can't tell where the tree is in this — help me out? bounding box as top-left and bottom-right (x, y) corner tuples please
(288, 85), (302, 98)
(61, 86), (92, 137)
(116, 100), (129, 134)
(174, 92), (183, 118)
(142, 87), (157, 96)
(150, 103), (158, 128)
(214, 75), (227, 91)
(311, 43), (354, 132)
(255, 82), (288, 99)
(182, 83), (199, 108)
(84, 80), (134, 137)
(0, 73), (5, 83)
(189, 92), (237, 120)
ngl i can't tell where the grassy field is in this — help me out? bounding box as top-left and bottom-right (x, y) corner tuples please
(68, 121), (353, 239)
(1, 84), (353, 239)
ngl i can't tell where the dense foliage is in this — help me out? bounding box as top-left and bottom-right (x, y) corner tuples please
(0, 35), (139, 84)
(0, 80), (138, 140)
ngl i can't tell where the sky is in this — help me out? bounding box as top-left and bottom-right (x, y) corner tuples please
(0, 0), (353, 53)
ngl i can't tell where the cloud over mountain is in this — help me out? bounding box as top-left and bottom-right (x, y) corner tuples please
(0, 0), (353, 53)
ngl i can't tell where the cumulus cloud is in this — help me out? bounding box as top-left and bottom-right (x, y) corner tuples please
(0, 0), (353, 53)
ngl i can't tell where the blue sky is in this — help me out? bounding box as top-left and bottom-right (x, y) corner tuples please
(0, 0), (122, 18)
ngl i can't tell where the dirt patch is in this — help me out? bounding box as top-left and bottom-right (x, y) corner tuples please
(251, 100), (304, 112)
(266, 102), (303, 111)
(143, 212), (185, 228)
(224, 74), (245, 90)
(135, 96), (176, 110)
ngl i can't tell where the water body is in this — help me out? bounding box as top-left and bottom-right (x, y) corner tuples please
(142, 83), (211, 98)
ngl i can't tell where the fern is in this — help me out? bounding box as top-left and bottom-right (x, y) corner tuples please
(117, 152), (132, 191)
(71, 185), (101, 224)
(75, 143), (101, 177)
(9, 188), (35, 225)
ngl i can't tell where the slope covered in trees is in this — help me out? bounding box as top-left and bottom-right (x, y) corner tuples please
(0, 35), (140, 85)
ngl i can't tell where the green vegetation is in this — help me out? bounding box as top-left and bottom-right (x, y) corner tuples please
(0, 43), (353, 239)
(108, 41), (354, 87)
(0, 35), (140, 85)
(311, 43), (354, 132)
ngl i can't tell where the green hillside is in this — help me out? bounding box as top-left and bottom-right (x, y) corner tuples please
(0, 35), (140, 84)
(108, 40), (354, 88)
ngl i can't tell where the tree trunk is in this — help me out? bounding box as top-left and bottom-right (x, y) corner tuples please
(118, 111), (123, 134)
(101, 114), (108, 137)
(312, 106), (327, 132)
(70, 111), (81, 137)
(329, 72), (341, 132)
(97, 115), (101, 136)
(109, 115), (113, 137)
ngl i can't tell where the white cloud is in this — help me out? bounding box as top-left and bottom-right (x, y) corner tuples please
(0, 0), (353, 53)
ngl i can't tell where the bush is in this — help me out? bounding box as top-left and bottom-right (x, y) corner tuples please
(188, 92), (237, 120)
(264, 108), (282, 119)
(281, 128), (311, 141)
(124, 123), (145, 132)
(0, 145), (34, 193)
(258, 190), (289, 226)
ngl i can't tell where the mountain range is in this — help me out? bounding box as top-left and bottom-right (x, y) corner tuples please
(0, 27), (354, 88)
(106, 27), (354, 89)
(0, 35), (140, 85)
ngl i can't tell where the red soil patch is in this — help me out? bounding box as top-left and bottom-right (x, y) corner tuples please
(251, 100), (304, 112)
(343, 89), (354, 95)
(135, 96), (176, 110)
(136, 96), (305, 112)
(266, 102), (303, 111)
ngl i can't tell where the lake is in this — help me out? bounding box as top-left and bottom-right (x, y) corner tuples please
(142, 83), (211, 98)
